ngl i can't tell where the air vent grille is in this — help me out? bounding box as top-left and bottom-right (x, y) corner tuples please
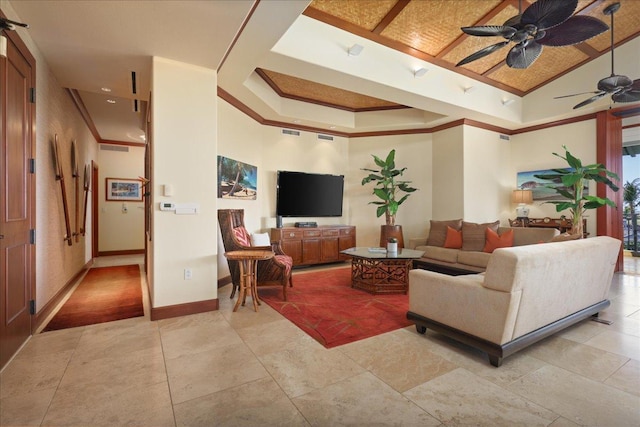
(100, 144), (129, 152)
(499, 134), (510, 141)
(282, 129), (300, 136)
(317, 134), (334, 141)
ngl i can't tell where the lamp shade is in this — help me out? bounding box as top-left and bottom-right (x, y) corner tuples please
(512, 189), (533, 204)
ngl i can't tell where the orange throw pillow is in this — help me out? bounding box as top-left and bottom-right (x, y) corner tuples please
(444, 226), (463, 249)
(483, 228), (514, 253)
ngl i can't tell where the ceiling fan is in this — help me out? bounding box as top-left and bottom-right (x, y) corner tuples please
(456, 0), (608, 69)
(555, 2), (640, 109)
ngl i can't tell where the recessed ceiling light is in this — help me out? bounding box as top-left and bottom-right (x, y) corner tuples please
(413, 67), (428, 78)
(101, 87), (112, 92)
(107, 99), (116, 104)
(348, 43), (364, 56)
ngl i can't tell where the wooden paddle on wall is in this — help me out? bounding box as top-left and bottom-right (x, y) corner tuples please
(81, 163), (90, 236)
(71, 140), (80, 242)
(53, 134), (72, 246)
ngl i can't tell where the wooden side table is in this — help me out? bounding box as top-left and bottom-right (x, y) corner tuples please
(224, 250), (274, 312)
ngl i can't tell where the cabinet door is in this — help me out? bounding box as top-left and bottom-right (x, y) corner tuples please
(322, 237), (339, 262)
(338, 235), (356, 260)
(281, 240), (302, 265)
(302, 239), (321, 264)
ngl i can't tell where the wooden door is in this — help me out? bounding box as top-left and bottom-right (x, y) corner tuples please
(0, 27), (36, 369)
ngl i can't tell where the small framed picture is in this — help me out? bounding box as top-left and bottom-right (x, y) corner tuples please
(105, 178), (142, 201)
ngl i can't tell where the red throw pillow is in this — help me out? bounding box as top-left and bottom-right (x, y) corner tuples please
(483, 228), (514, 253)
(444, 226), (463, 249)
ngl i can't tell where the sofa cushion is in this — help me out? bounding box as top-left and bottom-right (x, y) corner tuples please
(427, 219), (462, 247)
(422, 246), (460, 263)
(457, 250), (492, 268)
(484, 228), (514, 253)
(462, 220), (500, 251)
(498, 227), (560, 246)
(444, 226), (463, 249)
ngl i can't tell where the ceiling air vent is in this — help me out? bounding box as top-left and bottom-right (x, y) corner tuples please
(282, 129), (300, 136)
(131, 71), (137, 94)
(499, 134), (510, 141)
(100, 144), (129, 152)
(317, 134), (334, 141)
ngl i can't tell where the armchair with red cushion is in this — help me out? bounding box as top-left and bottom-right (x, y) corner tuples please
(218, 209), (293, 300)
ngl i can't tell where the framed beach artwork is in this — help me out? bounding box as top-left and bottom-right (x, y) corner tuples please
(105, 178), (143, 201)
(516, 169), (589, 201)
(217, 156), (257, 200)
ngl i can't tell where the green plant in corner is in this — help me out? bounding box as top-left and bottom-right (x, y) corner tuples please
(361, 149), (417, 226)
(534, 145), (619, 237)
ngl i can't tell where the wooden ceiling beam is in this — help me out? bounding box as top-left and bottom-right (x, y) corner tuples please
(372, 0), (410, 35)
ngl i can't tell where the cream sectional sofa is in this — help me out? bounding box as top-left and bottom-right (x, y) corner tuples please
(409, 226), (560, 274)
(407, 236), (621, 366)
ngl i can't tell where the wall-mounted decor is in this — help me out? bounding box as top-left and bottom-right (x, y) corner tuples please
(517, 169), (589, 201)
(53, 134), (72, 246)
(217, 155), (257, 200)
(105, 177), (142, 201)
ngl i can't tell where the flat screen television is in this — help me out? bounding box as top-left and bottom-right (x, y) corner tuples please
(276, 171), (344, 218)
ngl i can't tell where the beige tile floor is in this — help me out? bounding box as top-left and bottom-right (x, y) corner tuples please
(1, 255), (639, 426)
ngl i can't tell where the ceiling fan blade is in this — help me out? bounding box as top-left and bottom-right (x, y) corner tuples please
(573, 92), (607, 109)
(612, 91), (640, 103)
(461, 25), (516, 38)
(456, 41), (510, 67)
(554, 91), (602, 99)
(537, 16), (608, 46)
(522, 0), (577, 29)
(506, 41), (542, 69)
(598, 75), (633, 92)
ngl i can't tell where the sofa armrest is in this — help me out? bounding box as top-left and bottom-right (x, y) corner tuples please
(409, 269), (521, 344)
(408, 237), (428, 250)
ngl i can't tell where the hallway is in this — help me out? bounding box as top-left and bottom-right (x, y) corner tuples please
(0, 256), (638, 426)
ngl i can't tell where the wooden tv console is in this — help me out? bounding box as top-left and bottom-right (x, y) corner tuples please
(271, 225), (356, 267)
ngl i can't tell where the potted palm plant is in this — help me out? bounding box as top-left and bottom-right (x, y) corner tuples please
(361, 149), (417, 247)
(534, 145), (619, 237)
(623, 178), (640, 255)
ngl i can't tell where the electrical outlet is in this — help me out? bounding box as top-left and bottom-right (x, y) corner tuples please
(184, 268), (192, 280)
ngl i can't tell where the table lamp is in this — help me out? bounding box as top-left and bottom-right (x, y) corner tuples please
(512, 189), (533, 218)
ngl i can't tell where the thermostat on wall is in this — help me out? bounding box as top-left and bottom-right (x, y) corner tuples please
(159, 202), (176, 211)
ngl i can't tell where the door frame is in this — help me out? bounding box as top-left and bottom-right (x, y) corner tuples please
(91, 160), (99, 258)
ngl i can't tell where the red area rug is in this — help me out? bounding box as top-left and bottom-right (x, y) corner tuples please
(259, 267), (411, 348)
(43, 264), (144, 332)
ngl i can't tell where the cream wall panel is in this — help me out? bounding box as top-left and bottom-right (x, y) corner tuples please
(151, 57), (217, 307)
(348, 135), (432, 247)
(432, 127), (464, 220)
(510, 120), (598, 234)
(462, 126), (511, 224)
(98, 146), (145, 252)
(2, 0), (99, 312)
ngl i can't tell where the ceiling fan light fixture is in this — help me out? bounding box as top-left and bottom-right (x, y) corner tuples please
(413, 67), (428, 78)
(347, 43), (364, 56)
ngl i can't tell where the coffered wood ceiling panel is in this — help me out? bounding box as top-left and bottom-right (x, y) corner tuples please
(302, 0), (640, 98)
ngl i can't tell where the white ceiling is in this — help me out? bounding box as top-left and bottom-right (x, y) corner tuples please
(4, 0), (639, 143)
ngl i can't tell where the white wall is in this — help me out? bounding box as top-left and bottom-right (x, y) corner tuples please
(432, 126), (464, 220)
(151, 57), (218, 308)
(216, 99), (351, 278)
(510, 120), (598, 234)
(98, 146), (145, 252)
(348, 134), (432, 247)
(2, 0), (99, 312)
(463, 126), (512, 224)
